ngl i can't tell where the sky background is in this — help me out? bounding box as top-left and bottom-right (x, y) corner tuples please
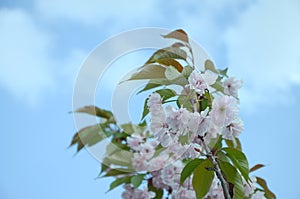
(1, 0), (300, 198)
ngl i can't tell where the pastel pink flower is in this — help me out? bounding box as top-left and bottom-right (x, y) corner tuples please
(188, 70), (218, 95)
(133, 187), (156, 199)
(223, 77), (243, 98)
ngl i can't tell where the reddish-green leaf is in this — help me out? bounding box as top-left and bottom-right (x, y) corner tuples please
(162, 29), (189, 43)
(145, 47), (187, 72)
(256, 177), (276, 199)
(74, 106), (115, 122)
(128, 64), (166, 80)
(148, 57), (184, 72)
(250, 164), (265, 173)
(180, 158), (205, 185)
(192, 159), (214, 199)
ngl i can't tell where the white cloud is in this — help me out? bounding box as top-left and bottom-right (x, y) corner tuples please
(0, 8), (56, 106)
(34, 0), (161, 26)
(224, 0), (300, 110)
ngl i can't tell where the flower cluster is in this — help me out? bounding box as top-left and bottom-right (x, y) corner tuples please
(71, 29), (275, 199)
(148, 70), (243, 147)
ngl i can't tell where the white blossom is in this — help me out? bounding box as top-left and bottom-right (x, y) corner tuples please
(244, 176), (257, 197)
(222, 118), (244, 140)
(127, 135), (144, 151)
(206, 175), (225, 199)
(132, 153), (147, 171)
(250, 191), (266, 199)
(139, 142), (155, 160)
(133, 187), (156, 199)
(122, 184), (135, 199)
(188, 70), (218, 95)
(147, 92), (165, 116)
(223, 77), (243, 98)
(148, 154), (169, 172)
(210, 95), (239, 127)
(173, 187), (196, 199)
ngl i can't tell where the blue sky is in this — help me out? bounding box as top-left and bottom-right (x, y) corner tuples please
(1, 0), (300, 198)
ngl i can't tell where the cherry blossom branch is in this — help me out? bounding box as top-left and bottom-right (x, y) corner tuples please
(199, 135), (231, 199)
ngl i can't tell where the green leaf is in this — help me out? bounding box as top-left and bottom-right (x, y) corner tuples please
(209, 134), (223, 152)
(192, 159), (214, 199)
(202, 89), (213, 110)
(181, 65), (194, 79)
(137, 82), (163, 94)
(74, 106), (115, 123)
(180, 158), (205, 185)
(256, 177), (276, 199)
(147, 57), (184, 72)
(148, 183), (163, 199)
(250, 164), (265, 173)
(102, 168), (132, 178)
(108, 176), (131, 192)
(177, 88), (198, 111)
(107, 148), (133, 168)
(146, 47), (187, 71)
(70, 124), (108, 152)
(219, 161), (245, 199)
(99, 161), (109, 176)
(204, 59), (219, 74)
(162, 29), (189, 43)
(225, 138), (242, 151)
(210, 81), (224, 93)
(222, 147), (250, 182)
(128, 64), (166, 81)
(131, 174), (146, 188)
(219, 68), (228, 77)
(156, 88), (177, 101)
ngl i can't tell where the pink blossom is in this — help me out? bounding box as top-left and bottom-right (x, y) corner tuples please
(244, 176), (257, 197)
(133, 187), (156, 199)
(122, 184), (134, 199)
(139, 142), (155, 160)
(151, 171), (168, 189)
(165, 106), (190, 133)
(150, 114), (166, 133)
(250, 191), (266, 199)
(188, 70), (218, 95)
(127, 135), (144, 151)
(187, 111), (201, 135)
(173, 187), (196, 199)
(206, 175), (225, 199)
(132, 153), (147, 171)
(147, 93), (164, 116)
(183, 143), (201, 159)
(210, 95), (239, 127)
(223, 77), (243, 98)
(222, 118), (244, 140)
(161, 161), (183, 188)
(190, 107), (210, 136)
(148, 154), (169, 172)
(147, 92), (162, 107)
(155, 128), (174, 147)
